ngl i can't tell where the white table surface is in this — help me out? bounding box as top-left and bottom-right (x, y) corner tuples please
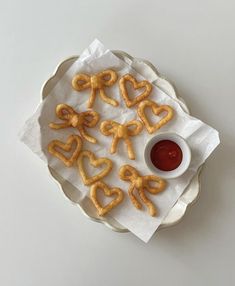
(1, 0), (235, 285)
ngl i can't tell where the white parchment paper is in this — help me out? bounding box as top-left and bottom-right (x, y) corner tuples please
(20, 39), (220, 242)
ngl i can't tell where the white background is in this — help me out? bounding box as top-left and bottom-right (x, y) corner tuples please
(1, 0), (234, 285)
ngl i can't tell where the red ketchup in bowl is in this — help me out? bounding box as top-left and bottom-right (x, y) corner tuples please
(150, 140), (183, 171)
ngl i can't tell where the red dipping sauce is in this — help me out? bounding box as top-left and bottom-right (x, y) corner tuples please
(150, 140), (183, 171)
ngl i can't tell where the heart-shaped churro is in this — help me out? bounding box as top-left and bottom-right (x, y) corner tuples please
(137, 100), (174, 134)
(77, 150), (113, 186)
(90, 181), (124, 216)
(48, 135), (82, 167)
(119, 74), (152, 107)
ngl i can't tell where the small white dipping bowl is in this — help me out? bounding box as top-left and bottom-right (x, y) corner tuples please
(144, 133), (191, 179)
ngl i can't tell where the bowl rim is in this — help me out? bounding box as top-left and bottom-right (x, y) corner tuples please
(144, 132), (192, 179)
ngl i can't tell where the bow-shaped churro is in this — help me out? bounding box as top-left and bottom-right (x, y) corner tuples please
(72, 70), (118, 108)
(49, 104), (99, 144)
(100, 120), (143, 160)
(119, 165), (166, 216)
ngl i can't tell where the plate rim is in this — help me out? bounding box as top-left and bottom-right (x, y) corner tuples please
(41, 51), (202, 233)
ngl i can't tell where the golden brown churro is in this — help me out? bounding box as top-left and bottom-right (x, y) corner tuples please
(119, 74), (152, 107)
(90, 181), (124, 216)
(137, 99), (174, 134)
(72, 70), (118, 108)
(119, 165), (166, 216)
(48, 135), (82, 167)
(49, 104), (99, 143)
(100, 119), (143, 160)
(77, 150), (113, 186)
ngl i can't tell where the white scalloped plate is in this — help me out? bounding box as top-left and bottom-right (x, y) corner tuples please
(42, 51), (202, 233)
